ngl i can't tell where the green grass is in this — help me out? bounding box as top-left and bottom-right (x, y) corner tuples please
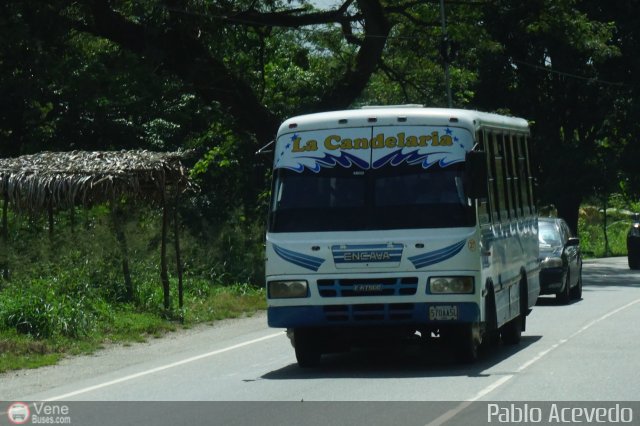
(0, 330), (63, 371)
(0, 204), (268, 374)
(0, 284), (266, 374)
(578, 205), (633, 258)
(185, 283), (267, 323)
(100, 308), (178, 342)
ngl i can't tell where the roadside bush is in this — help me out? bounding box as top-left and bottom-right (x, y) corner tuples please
(0, 278), (110, 338)
(578, 197), (635, 257)
(0, 201), (267, 342)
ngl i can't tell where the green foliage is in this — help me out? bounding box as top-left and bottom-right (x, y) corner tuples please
(183, 282), (266, 323)
(362, 1), (486, 107)
(0, 203), (265, 334)
(101, 307), (176, 342)
(0, 329), (63, 371)
(578, 195), (636, 257)
(0, 203), (267, 373)
(0, 278), (109, 339)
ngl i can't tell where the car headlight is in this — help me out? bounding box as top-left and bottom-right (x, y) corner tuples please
(429, 276), (474, 294)
(268, 280), (309, 298)
(541, 257), (563, 268)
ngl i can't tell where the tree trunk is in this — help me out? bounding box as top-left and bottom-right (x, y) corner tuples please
(111, 203), (133, 302)
(555, 193), (582, 236)
(602, 196), (610, 257)
(173, 203), (183, 317)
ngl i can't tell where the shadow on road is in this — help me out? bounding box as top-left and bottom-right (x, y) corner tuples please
(262, 335), (541, 381)
(582, 262), (640, 288)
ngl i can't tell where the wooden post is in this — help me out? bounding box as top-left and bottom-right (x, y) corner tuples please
(160, 188), (171, 315)
(70, 206), (76, 235)
(111, 201), (133, 302)
(47, 198), (54, 242)
(1, 189), (8, 282)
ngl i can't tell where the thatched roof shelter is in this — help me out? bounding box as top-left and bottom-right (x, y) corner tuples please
(0, 150), (192, 212)
(0, 150), (194, 314)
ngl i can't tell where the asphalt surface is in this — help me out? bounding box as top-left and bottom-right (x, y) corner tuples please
(1, 257), (639, 425)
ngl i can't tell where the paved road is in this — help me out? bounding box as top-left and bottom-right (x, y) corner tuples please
(2, 257), (639, 425)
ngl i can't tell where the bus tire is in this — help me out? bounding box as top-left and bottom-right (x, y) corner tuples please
(501, 315), (522, 345)
(455, 323), (481, 363)
(293, 329), (322, 368)
(483, 282), (500, 347)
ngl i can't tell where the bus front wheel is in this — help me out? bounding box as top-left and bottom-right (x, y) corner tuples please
(454, 323), (481, 363)
(293, 328), (322, 368)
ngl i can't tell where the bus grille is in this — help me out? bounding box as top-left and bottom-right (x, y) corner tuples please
(323, 303), (415, 322)
(317, 277), (418, 297)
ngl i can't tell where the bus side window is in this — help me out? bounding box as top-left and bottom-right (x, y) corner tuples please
(476, 130), (491, 225)
(501, 133), (515, 220)
(523, 136), (536, 213)
(505, 133), (521, 218)
(516, 135), (530, 216)
(487, 130), (501, 224)
(493, 132), (508, 222)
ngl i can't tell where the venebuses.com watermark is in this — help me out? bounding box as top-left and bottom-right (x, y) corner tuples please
(487, 403), (634, 424)
(6, 402), (72, 425)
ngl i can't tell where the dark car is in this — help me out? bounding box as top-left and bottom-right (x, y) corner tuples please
(538, 217), (583, 304)
(628, 213), (640, 270)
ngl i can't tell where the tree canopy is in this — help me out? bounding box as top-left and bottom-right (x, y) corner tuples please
(1, 0), (638, 232)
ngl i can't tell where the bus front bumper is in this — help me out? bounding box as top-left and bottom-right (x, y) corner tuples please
(267, 302), (480, 328)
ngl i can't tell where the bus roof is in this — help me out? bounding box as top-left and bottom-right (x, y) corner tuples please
(277, 106), (530, 136)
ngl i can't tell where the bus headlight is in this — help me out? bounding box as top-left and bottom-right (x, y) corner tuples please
(268, 280), (309, 298)
(429, 276), (474, 294)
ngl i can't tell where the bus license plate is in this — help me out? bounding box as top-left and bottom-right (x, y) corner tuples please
(429, 305), (458, 320)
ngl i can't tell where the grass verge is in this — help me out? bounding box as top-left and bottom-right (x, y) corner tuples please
(0, 284), (266, 374)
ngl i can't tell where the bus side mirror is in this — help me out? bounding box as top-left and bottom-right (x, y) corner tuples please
(465, 151), (488, 200)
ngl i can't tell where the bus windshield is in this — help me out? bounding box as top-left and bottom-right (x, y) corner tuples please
(269, 163), (475, 232)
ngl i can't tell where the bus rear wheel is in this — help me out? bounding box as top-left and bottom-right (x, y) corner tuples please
(502, 275), (526, 345)
(501, 315), (522, 345)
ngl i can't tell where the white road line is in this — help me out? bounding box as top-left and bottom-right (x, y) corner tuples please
(43, 331), (284, 401)
(425, 297), (640, 426)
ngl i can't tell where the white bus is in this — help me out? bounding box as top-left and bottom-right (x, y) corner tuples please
(265, 106), (539, 366)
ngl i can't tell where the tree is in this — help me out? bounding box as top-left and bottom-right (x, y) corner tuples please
(2, 0), (637, 237)
(474, 0), (621, 233)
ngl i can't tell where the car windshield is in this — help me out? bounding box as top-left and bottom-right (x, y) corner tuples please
(269, 163), (474, 232)
(539, 221), (561, 247)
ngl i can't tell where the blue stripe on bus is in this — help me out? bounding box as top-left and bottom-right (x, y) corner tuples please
(408, 240), (466, 269)
(273, 245), (325, 271)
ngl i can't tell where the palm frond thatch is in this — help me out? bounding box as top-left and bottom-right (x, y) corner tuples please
(0, 150), (193, 212)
